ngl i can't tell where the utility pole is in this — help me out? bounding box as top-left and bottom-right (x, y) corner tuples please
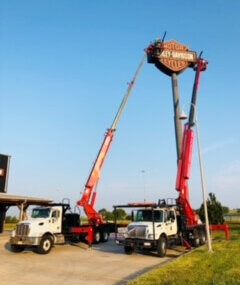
(171, 73), (183, 162)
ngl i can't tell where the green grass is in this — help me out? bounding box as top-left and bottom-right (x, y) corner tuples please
(224, 216), (240, 223)
(128, 224), (240, 285)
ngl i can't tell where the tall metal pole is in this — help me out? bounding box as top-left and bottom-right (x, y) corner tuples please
(194, 109), (213, 252)
(171, 73), (183, 162)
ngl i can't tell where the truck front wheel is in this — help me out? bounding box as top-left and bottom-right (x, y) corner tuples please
(37, 235), (53, 254)
(124, 245), (134, 255)
(157, 235), (167, 257)
(10, 244), (25, 253)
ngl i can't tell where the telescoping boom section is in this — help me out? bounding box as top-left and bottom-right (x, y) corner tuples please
(77, 129), (114, 225)
(175, 57), (208, 227)
(77, 54), (146, 226)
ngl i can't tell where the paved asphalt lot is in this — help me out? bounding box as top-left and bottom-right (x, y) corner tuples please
(0, 233), (186, 285)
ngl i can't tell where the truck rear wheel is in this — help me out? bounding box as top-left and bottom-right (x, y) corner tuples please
(10, 244), (25, 253)
(100, 231), (109, 242)
(157, 235), (167, 257)
(192, 229), (200, 247)
(94, 231), (101, 244)
(37, 235), (53, 254)
(124, 245), (134, 255)
(199, 229), (206, 245)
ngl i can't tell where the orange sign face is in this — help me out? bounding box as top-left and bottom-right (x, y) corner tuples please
(147, 40), (197, 76)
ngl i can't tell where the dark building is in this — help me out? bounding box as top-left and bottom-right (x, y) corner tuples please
(0, 154), (11, 233)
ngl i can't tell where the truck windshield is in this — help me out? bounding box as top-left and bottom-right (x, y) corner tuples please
(31, 208), (51, 218)
(135, 210), (163, 222)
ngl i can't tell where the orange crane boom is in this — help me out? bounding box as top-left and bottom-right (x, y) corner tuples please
(77, 54), (146, 225)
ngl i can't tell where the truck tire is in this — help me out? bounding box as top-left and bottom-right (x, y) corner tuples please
(10, 244), (25, 253)
(157, 235), (167, 257)
(124, 245), (134, 255)
(37, 235), (53, 254)
(100, 230), (109, 242)
(94, 231), (101, 244)
(199, 229), (206, 245)
(192, 229), (200, 247)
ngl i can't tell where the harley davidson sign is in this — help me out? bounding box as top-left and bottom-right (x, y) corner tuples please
(147, 40), (197, 76)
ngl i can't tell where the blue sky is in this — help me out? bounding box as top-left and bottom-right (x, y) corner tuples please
(1, 0), (239, 215)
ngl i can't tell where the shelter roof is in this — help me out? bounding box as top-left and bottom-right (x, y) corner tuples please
(0, 193), (52, 207)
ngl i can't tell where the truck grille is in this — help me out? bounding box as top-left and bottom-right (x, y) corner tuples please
(127, 225), (147, 238)
(16, 224), (30, 236)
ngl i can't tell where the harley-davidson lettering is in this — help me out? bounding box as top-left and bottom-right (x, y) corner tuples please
(147, 40), (197, 75)
(160, 50), (195, 61)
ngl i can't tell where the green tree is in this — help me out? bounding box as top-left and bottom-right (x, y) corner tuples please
(222, 206), (229, 215)
(98, 208), (114, 221)
(5, 216), (19, 224)
(198, 192), (224, 224)
(125, 214), (132, 220)
(112, 208), (127, 220)
(5, 216), (12, 223)
(11, 216), (19, 223)
(98, 208), (107, 216)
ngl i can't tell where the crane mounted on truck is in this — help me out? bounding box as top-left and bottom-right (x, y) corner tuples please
(117, 55), (208, 257)
(9, 54), (146, 254)
(72, 53), (146, 244)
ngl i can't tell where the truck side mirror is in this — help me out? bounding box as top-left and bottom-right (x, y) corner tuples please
(131, 211), (134, 221)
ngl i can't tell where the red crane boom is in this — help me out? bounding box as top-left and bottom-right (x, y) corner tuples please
(176, 56), (208, 226)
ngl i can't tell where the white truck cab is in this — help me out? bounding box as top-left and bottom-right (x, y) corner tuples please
(10, 204), (71, 254)
(118, 205), (178, 257)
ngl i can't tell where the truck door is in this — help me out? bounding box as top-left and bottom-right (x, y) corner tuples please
(164, 210), (177, 236)
(49, 209), (62, 234)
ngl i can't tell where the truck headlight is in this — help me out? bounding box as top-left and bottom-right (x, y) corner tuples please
(147, 234), (154, 239)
